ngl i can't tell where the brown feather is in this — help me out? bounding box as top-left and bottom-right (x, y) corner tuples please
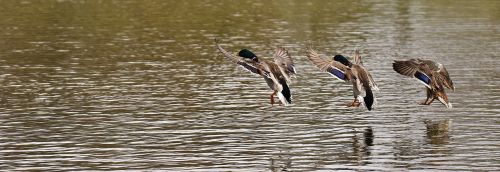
(273, 47), (296, 75)
(305, 47), (350, 74)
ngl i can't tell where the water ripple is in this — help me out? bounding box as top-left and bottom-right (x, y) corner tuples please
(1, 0), (499, 171)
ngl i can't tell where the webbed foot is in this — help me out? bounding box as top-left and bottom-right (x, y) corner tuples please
(269, 91), (277, 105)
(347, 100), (361, 107)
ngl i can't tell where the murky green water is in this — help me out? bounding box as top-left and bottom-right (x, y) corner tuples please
(0, 0), (499, 171)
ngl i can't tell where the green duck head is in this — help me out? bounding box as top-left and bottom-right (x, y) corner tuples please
(238, 49), (258, 62)
(333, 54), (352, 67)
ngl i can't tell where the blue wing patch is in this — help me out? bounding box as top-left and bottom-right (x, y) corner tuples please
(329, 67), (346, 80)
(414, 71), (430, 85)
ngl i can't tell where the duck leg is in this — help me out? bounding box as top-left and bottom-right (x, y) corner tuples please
(420, 88), (433, 105)
(427, 97), (436, 105)
(270, 91), (277, 105)
(352, 98), (361, 107)
(419, 98), (431, 105)
(347, 98), (361, 107)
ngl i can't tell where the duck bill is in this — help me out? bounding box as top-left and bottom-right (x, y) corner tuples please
(437, 96), (452, 109)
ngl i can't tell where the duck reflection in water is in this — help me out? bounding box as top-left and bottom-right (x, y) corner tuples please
(270, 154), (292, 172)
(425, 119), (452, 145)
(352, 127), (374, 165)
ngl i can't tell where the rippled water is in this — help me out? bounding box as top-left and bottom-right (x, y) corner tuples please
(1, 0), (499, 171)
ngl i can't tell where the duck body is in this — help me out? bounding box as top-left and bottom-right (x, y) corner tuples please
(392, 59), (454, 108)
(350, 64), (375, 110)
(215, 40), (296, 106)
(306, 47), (378, 111)
(261, 60), (292, 105)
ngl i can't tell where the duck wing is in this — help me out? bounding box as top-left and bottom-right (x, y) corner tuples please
(366, 71), (379, 91)
(353, 50), (378, 90)
(393, 59), (433, 89)
(437, 64), (455, 91)
(418, 59), (454, 91)
(353, 49), (363, 65)
(215, 39), (267, 77)
(418, 59), (440, 71)
(306, 47), (352, 81)
(273, 47), (296, 83)
(273, 47), (296, 75)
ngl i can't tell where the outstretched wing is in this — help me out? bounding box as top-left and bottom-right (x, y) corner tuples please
(215, 39), (264, 76)
(393, 59), (432, 88)
(306, 47), (351, 81)
(437, 64), (455, 91)
(393, 60), (419, 76)
(366, 70), (379, 91)
(353, 49), (363, 65)
(353, 50), (378, 90)
(273, 47), (296, 75)
(418, 59), (439, 71)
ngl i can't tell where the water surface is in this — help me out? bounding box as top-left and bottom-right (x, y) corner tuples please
(0, 0), (499, 171)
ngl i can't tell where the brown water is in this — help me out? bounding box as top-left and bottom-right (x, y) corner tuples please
(0, 0), (499, 171)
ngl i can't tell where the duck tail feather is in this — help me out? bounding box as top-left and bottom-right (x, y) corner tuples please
(363, 88), (374, 111)
(278, 79), (292, 105)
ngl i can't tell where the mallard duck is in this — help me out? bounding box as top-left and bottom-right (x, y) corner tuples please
(215, 39), (296, 106)
(392, 59), (454, 108)
(305, 47), (378, 111)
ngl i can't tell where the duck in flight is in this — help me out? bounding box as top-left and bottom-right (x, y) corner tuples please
(393, 59), (454, 108)
(305, 47), (378, 111)
(215, 39), (296, 106)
